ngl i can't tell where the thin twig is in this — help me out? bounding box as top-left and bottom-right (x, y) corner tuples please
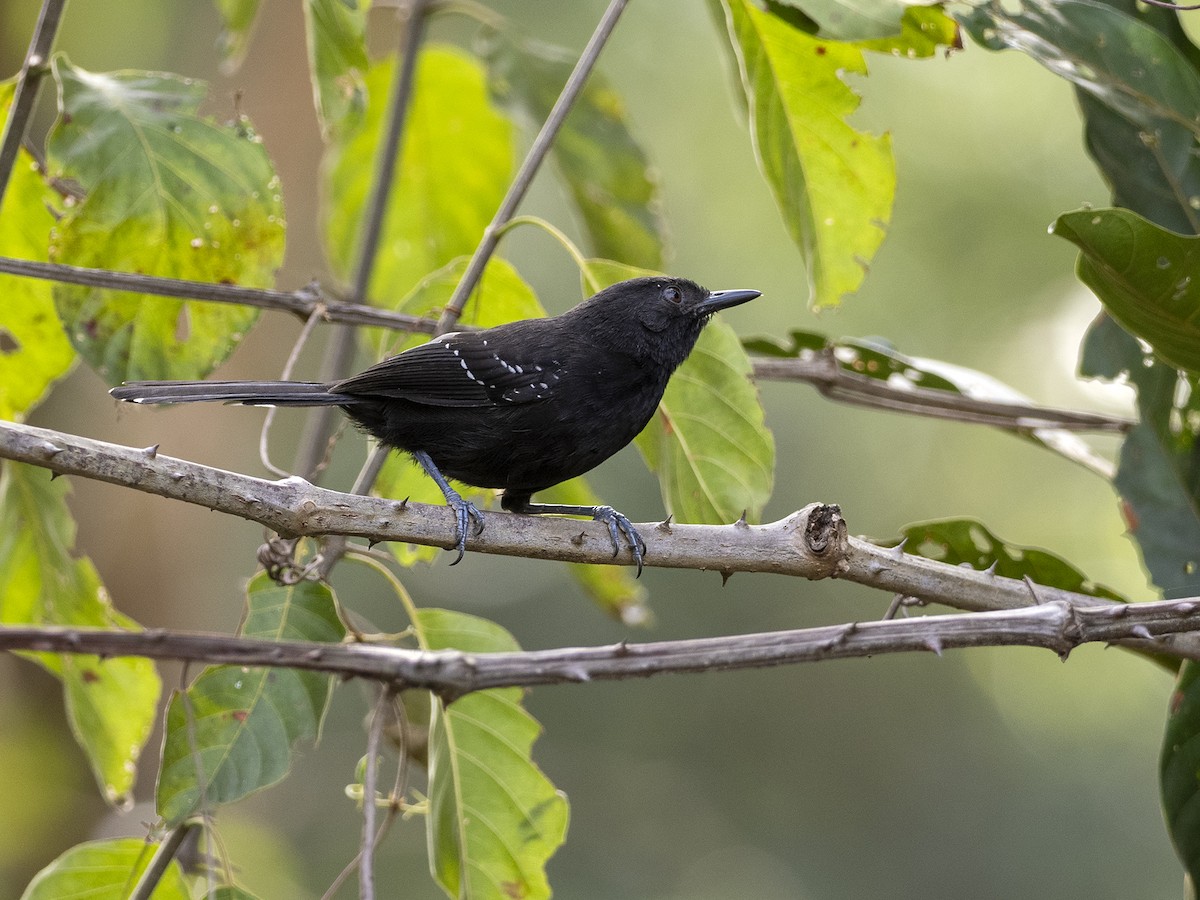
(128, 821), (199, 900)
(437, 0), (630, 332)
(751, 355), (1131, 433)
(0, 0), (67, 208)
(360, 686), (392, 900)
(3, 598), (1199, 698)
(292, 0), (433, 481)
(0, 255), (438, 333)
(260, 307), (328, 476)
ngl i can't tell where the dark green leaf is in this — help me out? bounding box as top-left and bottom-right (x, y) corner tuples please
(0, 463), (160, 806)
(323, 47), (513, 300)
(585, 259), (775, 523)
(21, 838), (190, 900)
(303, 0), (370, 138)
(417, 608), (567, 900)
(46, 57), (286, 383)
(0, 79), (75, 421)
(1053, 207), (1200, 373)
(722, 0), (895, 308)
(1081, 316), (1200, 599)
(484, 34), (666, 269)
(893, 518), (1128, 602)
(960, 0), (1200, 234)
(1161, 661), (1200, 882)
(156, 575), (345, 824)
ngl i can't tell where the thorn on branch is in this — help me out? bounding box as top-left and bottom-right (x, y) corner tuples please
(141, 443), (160, 459)
(890, 536), (908, 559)
(734, 510), (749, 528)
(720, 569), (734, 586)
(656, 515), (673, 534)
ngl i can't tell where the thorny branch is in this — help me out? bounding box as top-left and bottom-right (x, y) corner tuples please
(1, 597), (1198, 702)
(3, 418), (1192, 658)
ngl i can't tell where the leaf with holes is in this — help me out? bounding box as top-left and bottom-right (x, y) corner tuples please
(1054, 207), (1200, 374)
(722, 0), (894, 308)
(418, 608), (567, 900)
(156, 575), (344, 824)
(45, 57), (285, 383)
(0, 463), (160, 806)
(20, 838), (191, 900)
(0, 79), (75, 421)
(892, 518), (1128, 602)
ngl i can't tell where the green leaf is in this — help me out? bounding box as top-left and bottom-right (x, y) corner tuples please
(156, 574), (345, 824)
(856, 6), (961, 58)
(0, 79), (75, 421)
(416, 608), (567, 900)
(891, 518), (1128, 602)
(1080, 315), (1200, 599)
(960, 0), (1200, 233)
(323, 46), (513, 300)
(303, 0), (371, 139)
(45, 57), (286, 383)
(214, 0), (264, 70)
(21, 838), (190, 900)
(723, 0), (894, 308)
(584, 260), (775, 524)
(0, 463), (160, 806)
(1162, 660), (1200, 882)
(1053, 207), (1200, 373)
(538, 478), (650, 623)
(772, 0), (916, 42)
(373, 257), (545, 565)
(484, 33), (667, 269)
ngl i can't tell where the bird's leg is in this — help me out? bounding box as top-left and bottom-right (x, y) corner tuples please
(502, 494), (646, 577)
(412, 450), (484, 565)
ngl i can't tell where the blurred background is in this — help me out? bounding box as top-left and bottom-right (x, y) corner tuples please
(0, 1), (1175, 897)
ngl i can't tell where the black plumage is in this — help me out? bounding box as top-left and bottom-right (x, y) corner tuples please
(111, 276), (761, 572)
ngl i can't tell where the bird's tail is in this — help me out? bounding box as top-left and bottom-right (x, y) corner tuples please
(110, 381), (349, 406)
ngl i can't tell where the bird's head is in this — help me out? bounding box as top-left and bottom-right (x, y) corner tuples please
(573, 276), (761, 369)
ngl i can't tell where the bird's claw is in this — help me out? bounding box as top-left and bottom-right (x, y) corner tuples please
(446, 493), (485, 566)
(593, 505), (646, 577)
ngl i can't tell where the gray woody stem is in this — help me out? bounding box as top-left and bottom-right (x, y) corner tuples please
(1, 597), (1197, 703)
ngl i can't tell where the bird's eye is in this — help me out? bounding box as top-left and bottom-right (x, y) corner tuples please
(662, 286), (682, 304)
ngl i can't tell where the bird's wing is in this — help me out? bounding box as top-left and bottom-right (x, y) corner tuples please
(331, 331), (564, 408)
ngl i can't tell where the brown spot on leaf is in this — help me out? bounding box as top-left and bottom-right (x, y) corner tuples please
(0, 329), (19, 354)
(81, 669), (100, 684)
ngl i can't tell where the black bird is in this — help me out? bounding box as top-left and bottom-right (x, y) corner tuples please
(111, 276), (761, 573)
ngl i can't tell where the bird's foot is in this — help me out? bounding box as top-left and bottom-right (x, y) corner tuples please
(592, 505), (646, 577)
(445, 489), (485, 565)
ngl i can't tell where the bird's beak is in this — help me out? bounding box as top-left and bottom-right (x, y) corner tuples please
(695, 288), (761, 315)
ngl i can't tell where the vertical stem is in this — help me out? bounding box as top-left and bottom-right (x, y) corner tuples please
(436, 0), (630, 333)
(0, 0), (68, 208)
(360, 686), (391, 900)
(292, 0), (432, 480)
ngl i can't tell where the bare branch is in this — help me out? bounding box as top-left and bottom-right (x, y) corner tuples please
(0, 255), (438, 334)
(0, 0), (66, 207)
(438, 0), (630, 332)
(752, 354), (1131, 433)
(2, 599), (1198, 700)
